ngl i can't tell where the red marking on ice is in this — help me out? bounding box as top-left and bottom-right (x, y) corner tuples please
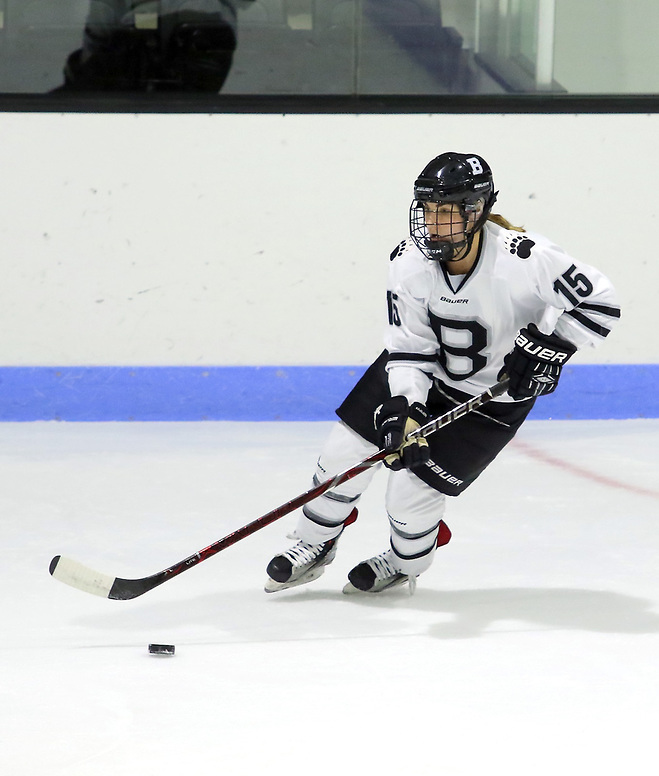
(512, 439), (659, 500)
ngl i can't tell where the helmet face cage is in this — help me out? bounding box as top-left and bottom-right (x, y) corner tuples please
(409, 153), (497, 262)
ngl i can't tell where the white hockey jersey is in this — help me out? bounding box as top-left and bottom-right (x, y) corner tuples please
(384, 220), (621, 404)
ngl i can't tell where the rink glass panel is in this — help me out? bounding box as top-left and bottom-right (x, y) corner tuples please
(0, 1), (657, 101)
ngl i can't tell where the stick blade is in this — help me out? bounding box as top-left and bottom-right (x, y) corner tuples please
(49, 555), (116, 598)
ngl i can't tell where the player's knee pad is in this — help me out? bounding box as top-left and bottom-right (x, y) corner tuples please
(315, 421), (379, 499)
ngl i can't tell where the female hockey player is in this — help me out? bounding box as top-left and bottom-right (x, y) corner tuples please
(265, 151), (620, 594)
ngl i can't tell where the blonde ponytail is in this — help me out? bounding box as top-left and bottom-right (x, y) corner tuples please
(488, 213), (525, 232)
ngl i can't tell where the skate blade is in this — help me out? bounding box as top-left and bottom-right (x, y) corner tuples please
(264, 565), (326, 593)
(342, 574), (412, 595)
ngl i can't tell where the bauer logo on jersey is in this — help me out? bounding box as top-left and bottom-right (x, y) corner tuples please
(504, 233), (536, 260)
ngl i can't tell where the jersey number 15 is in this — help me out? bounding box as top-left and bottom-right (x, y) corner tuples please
(553, 264), (593, 305)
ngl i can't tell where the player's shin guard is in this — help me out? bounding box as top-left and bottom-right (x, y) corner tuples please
(344, 520), (451, 595)
(293, 423), (377, 545)
(294, 488), (360, 545)
(389, 517), (452, 578)
(379, 470), (448, 576)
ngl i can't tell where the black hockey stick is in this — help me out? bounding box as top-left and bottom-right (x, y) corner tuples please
(49, 377), (510, 600)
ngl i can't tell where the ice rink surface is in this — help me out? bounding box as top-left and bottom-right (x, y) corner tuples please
(2, 418), (658, 776)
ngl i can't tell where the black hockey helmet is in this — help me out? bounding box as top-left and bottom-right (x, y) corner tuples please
(410, 152), (498, 262)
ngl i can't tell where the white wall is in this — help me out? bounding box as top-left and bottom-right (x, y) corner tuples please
(0, 112), (653, 367)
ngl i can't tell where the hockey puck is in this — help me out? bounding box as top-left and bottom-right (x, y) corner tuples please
(148, 643), (175, 656)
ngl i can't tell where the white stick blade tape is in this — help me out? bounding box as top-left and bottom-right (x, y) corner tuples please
(51, 557), (115, 597)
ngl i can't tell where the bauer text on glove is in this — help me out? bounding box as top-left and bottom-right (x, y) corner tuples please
(499, 323), (577, 400)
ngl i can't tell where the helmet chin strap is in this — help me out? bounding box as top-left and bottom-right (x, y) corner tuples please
(426, 228), (477, 263)
(424, 239), (457, 261)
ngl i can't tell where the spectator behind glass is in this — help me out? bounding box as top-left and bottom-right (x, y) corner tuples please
(57, 0), (253, 92)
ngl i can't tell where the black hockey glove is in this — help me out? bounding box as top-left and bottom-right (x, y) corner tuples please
(500, 323), (577, 400)
(374, 396), (431, 471)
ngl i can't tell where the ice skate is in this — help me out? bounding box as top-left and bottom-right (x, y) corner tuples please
(265, 507), (358, 593)
(265, 535), (341, 593)
(343, 549), (416, 594)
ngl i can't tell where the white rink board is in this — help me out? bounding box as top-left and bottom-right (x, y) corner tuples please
(0, 112), (652, 366)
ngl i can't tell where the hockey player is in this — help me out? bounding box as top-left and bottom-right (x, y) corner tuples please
(265, 152), (620, 594)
